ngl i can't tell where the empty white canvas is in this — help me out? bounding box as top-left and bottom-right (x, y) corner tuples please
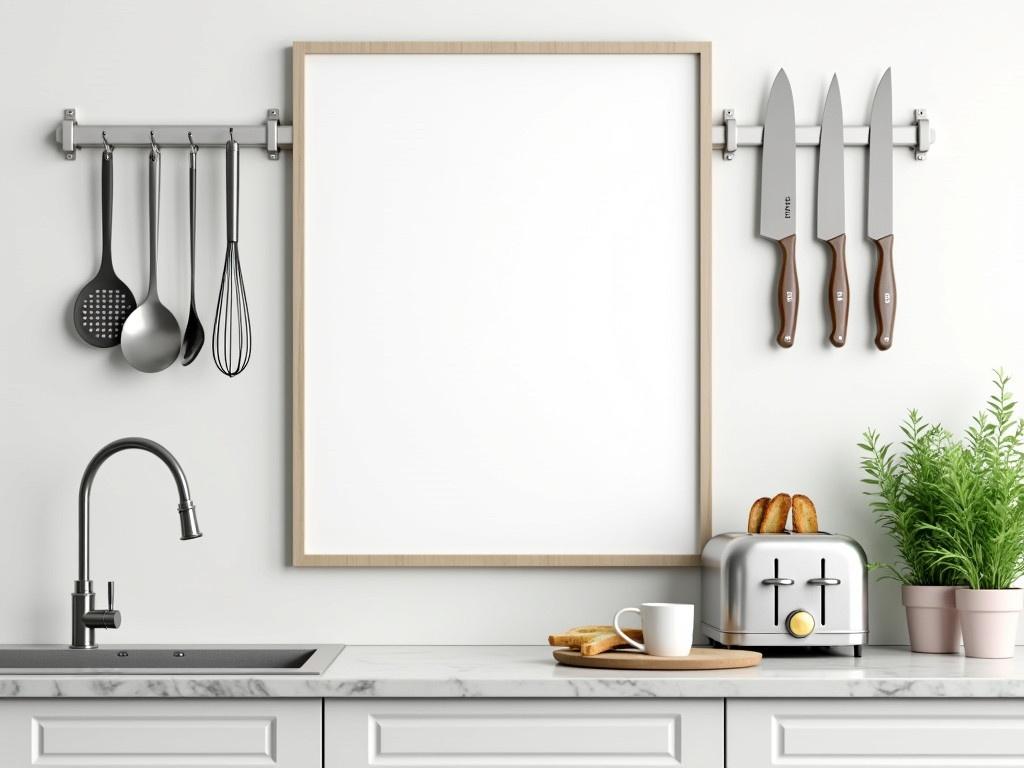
(302, 52), (700, 556)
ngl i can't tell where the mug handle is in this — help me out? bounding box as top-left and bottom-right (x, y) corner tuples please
(613, 607), (645, 652)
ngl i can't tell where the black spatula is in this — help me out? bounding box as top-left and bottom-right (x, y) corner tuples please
(73, 148), (137, 348)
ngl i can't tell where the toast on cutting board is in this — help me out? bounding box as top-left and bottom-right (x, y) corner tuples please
(548, 625), (644, 657)
(747, 497), (770, 533)
(792, 494), (819, 532)
(759, 493), (791, 533)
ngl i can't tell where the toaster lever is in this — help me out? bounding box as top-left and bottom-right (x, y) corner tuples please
(807, 577), (841, 586)
(761, 577), (794, 586)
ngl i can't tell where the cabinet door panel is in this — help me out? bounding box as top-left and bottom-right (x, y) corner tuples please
(325, 698), (723, 767)
(728, 699), (1024, 767)
(0, 698), (321, 767)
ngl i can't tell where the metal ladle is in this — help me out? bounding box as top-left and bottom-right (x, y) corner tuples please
(121, 134), (181, 372)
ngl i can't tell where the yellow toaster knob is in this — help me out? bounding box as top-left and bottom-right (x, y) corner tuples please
(786, 610), (815, 638)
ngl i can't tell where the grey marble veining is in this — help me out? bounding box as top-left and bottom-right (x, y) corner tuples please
(1, 645), (1024, 698)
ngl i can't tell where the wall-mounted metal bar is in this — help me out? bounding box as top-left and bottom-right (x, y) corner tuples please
(55, 108), (292, 161)
(712, 108), (934, 161)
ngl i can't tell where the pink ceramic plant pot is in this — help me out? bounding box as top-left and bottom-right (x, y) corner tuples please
(955, 588), (1023, 659)
(902, 585), (962, 654)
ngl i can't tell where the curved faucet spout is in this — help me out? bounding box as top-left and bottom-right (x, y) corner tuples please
(73, 437), (201, 649)
(78, 437), (200, 583)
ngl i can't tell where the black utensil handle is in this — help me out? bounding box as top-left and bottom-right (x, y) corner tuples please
(872, 234), (896, 350)
(775, 234), (798, 348)
(826, 234), (849, 347)
(101, 150), (113, 266)
(189, 155), (197, 274)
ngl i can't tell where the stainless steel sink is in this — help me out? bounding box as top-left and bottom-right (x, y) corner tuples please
(0, 645), (344, 675)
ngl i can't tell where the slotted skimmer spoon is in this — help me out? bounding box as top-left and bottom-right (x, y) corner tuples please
(121, 140), (181, 373)
(73, 145), (137, 347)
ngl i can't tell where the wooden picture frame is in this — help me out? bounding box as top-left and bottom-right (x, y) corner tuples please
(292, 41), (711, 566)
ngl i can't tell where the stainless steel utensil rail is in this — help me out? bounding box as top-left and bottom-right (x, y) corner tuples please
(58, 106), (930, 162)
(713, 108), (933, 161)
(56, 108), (291, 160)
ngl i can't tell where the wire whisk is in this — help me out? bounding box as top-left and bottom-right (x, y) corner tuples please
(213, 129), (252, 376)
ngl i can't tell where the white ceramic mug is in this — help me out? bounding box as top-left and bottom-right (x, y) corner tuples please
(613, 602), (694, 657)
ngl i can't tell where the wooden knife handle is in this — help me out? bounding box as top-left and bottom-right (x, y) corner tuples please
(872, 234), (896, 350)
(826, 234), (849, 347)
(775, 234), (798, 347)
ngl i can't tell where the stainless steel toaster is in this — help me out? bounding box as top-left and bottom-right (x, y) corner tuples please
(700, 532), (868, 655)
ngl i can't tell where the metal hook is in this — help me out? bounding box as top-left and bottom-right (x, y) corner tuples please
(149, 130), (160, 155)
(229, 127), (235, 142)
(188, 130), (199, 154)
(101, 131), (113, 154)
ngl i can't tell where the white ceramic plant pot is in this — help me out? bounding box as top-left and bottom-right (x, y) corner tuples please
(901, 585), (962, 654)
(955, 588), (1023, 659)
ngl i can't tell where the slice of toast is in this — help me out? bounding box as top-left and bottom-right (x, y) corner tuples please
(747, 497), (770, 533)
(759, 493), (791, 533)
(548, 625), (644, 656)
(792, 494), (819, 533)
(580, 630), (642, 656)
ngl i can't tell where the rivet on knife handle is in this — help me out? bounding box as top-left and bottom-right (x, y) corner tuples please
(872, 234), (896, 350)
(775, 234), (798, 347)
(826, 234), (849, 347)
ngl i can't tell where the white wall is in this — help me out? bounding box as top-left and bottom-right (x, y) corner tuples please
(1, 0), (1020, 645)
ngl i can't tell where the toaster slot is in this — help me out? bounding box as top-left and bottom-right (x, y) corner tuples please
(807, 560), (842, 626)
(775, 559), (779, 625)
(820, 558), (826, 625)
(760, 558), (798, 626)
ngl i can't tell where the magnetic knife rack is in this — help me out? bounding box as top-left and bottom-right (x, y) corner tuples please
(56, 106), (934, 162)
(54, 108), (293, 160)
(712, 108), (934, 160)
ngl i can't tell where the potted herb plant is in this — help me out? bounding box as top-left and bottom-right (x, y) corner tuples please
(860, 414), (963, 654)
(862, 371), (1024, 658)
(921, 372), (1024, 658)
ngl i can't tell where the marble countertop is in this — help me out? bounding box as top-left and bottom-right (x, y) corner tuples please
(2, 645), (1024, 698)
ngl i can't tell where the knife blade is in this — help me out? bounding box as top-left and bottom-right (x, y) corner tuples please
(817, 75), (848, 347)
(760, 69), (798, 347)
(868, 68), (896, 350)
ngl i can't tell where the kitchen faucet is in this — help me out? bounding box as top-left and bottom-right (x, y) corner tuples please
(72, 437), (201, 649)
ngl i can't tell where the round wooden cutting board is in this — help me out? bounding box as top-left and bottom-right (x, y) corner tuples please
(553, 647), (762, 670)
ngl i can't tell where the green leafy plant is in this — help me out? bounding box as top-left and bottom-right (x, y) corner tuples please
(860, 370), (1024, 590)
(860, 411), (958, 585)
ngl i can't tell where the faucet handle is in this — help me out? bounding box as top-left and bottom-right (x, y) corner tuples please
(83, 581), (121, 630)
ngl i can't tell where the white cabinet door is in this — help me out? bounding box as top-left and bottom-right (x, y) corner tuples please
(728, 698), (1024, 767)
(0, 698), (321, 767)
(325, 698), (723, 768)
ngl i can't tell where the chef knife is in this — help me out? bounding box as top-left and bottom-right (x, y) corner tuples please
(868, 68), (896, 350)
(760, 69), (798, 347)
(817, 75), (848, 347)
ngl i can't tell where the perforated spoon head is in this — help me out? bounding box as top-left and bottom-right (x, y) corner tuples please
(73, 272), (137, 348)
